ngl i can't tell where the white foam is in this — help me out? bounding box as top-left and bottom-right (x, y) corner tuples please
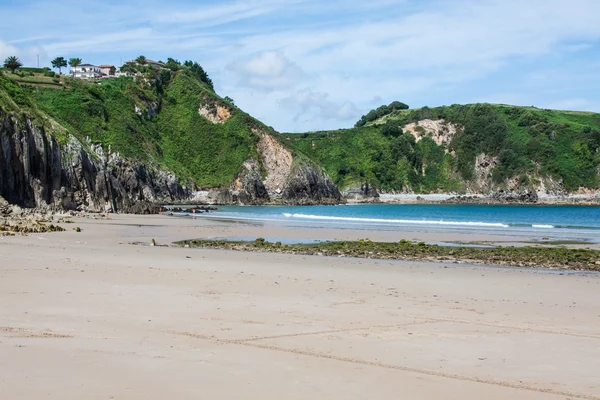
(532, 224), (554, 229)
(283, 213), (509, 228)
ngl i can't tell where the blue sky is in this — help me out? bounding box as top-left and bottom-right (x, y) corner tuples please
(1, 0), (600, 132)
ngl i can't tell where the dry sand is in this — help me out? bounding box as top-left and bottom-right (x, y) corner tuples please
(1, 214), (599, 399)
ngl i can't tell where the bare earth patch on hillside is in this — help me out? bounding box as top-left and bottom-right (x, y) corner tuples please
(402, 119), (459, 148)
(198, 104), (232, 124)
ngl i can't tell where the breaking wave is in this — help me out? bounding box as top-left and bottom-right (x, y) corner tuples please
(282, 213), (510, 228)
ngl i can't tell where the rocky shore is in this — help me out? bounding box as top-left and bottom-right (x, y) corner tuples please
(0, 195), (107, 235)
(178, 238), (600, 271)
(355, 191), (600, 206)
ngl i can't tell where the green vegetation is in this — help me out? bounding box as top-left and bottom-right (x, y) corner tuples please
(135, 55), (147, 65)
(284, 103), (600, 192)
(355, 101), (409, 127)
(3, 56), (23, 73)
(177, 238), (600, 271)
(282, 125), (461, 192)
(51, 57), (67, 74)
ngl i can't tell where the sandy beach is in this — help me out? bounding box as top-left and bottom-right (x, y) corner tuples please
(1, 214), (599, 399)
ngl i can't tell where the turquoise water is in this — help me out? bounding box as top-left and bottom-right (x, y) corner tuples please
(188, 204), (600, 242)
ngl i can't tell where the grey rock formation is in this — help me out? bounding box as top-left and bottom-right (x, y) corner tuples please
(1, 106), (342, 211)
(342, 182), (380, 202)
(222, 159), (269, 205)
(0, 109), (189, 213)
(491, 189), (538, 203)
(281, 162), (342, 205)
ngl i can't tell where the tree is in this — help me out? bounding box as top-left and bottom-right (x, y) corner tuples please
(3, 56), (22, 73)
(184, 61), (214, 90)
(380, 120), (403, 137)
(165, 57), (181, 71)
(223, 96), (235, 106)
(120, 62), (137, 74)
(135, 55), (147, 65)
(51, 57), (67, 74)
(389, 101), (409, 111)
(68, 57), (82, 76)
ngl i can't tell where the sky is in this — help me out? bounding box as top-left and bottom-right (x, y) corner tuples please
(1, 0), (600, 132)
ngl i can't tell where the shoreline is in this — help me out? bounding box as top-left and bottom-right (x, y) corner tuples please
(360, 193), (600, 206)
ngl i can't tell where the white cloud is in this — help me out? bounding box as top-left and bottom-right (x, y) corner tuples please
(280, 88), (359, 123)
(0, 41), (19, 61)
(0, 40), (47, 68)
(227, 51), (304, 91)
(156, 0), (305, 25)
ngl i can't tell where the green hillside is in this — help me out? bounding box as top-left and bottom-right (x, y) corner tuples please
(1, 62), (275, 188)
(282, 103), (600, 193)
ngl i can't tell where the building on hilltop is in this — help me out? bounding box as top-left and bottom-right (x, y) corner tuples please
(72, 64), (104, 78)
(98, 65), (116, 76)
(72, 63), (122, 79)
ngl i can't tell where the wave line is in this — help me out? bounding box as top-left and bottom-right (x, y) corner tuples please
(283, 213), (509, 228)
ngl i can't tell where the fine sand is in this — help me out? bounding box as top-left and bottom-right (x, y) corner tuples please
(1, 214), (599, 399)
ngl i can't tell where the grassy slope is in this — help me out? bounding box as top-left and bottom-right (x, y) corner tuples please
(29, 71), (266, 188)
(0, 73), (69, 142)
(283, 104), (600, 193)
(155, 73), (259, 186)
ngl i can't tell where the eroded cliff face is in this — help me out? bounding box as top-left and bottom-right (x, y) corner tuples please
(216, 130), (342, 205)
(0, 109), (189, 213)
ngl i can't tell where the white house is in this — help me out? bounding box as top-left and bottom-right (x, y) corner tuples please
(72, 64), (103, 78)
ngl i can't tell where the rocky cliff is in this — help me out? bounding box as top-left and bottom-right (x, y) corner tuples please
(0, 108), (189, 213)
(215, 130), (341, 205)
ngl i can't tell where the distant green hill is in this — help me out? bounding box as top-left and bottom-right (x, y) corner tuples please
(282, 103), (600, 193)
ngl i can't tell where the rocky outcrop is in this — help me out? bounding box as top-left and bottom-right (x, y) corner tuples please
(253, 129), (341, 205)
(342, 182), (380, 203)
(198, 96), (232, 124)
(0, 109), (189, 213)
(255, 130), (294, 198)
(217, 159), (269, 205)
(444, 189), (538, 204)
(281, 162), (342, 205)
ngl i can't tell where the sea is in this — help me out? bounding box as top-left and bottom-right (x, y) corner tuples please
(179, 204), (600, 243)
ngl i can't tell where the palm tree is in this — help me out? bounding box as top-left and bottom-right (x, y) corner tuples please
(51, 57), (67, 74)
(3, 56), (23, 73)
(135, 55), (147, 65)
(68, 57), (82, 77)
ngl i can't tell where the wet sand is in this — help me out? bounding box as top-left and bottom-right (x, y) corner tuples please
(0, 214), (599, 399)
